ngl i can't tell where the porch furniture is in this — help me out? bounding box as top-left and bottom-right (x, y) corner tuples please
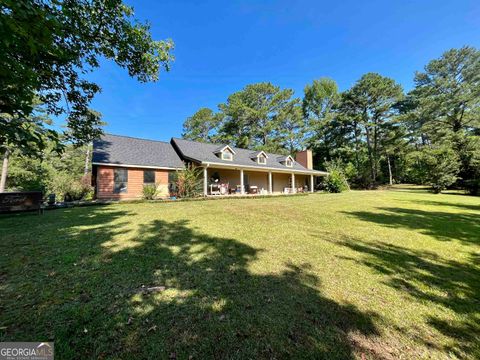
(220, 183), (229, 195)
(249, 186), (258, 194)
(210, 184), (221, 195)
(210, 183), (229, 195)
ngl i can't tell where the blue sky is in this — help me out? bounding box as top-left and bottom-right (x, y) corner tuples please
(84, 0), (479, 142)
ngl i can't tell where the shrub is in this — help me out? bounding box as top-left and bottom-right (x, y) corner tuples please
(142, 184), (158, 200)
(49, 172), (93, 201)
(175, 165), (203, 198)
(324, 161), (350, 193)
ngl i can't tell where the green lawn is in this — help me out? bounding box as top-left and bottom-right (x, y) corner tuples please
(0, 187), (479, 359)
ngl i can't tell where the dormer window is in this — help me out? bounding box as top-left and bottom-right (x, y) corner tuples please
(222, 151), (233, 161)
(214, 145), (236, 161)
(281, 155), (294, 167)
(250, 150), (269, 165)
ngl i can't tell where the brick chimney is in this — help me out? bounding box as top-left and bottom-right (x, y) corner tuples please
(296, 150), (313, 170)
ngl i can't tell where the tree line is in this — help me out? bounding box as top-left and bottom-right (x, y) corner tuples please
(182, 47), (480, 194)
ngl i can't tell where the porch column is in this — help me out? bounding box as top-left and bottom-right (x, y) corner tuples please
(268, 171), (273, 194)
(310, 174), (314, 193)
(291, 173), (296, 193)
(240, 169), (244, 194)
(203, 167), (208, 196)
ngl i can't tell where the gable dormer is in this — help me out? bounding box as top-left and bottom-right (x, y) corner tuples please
(214, 145), (236, 161)
(278, 155), (294, 167)
(250, 150), (269, 165)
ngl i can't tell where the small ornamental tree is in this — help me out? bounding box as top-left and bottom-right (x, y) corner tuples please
(175, 165), (203, 198)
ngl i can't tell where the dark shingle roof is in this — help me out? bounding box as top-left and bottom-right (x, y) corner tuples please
(171, 137), (325, 174)
(93, 134), (184, 169)
(250, 150), (267, 159)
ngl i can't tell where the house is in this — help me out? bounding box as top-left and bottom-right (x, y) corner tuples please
(92, 134), (328, 200)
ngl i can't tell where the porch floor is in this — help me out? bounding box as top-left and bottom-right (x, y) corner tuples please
(206, 191), (312, 197)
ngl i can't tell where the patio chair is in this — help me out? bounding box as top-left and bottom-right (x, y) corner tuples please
(220, 183), (229, 195)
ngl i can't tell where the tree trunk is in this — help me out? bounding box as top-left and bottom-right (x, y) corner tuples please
(323, 133), (330, 162)
(0, 148), (10, 193)
(365, 126), (376, 184)
(387, 153), (393, 185)
(84, 146), (90, 175)
(373, 118), (378, 183)
(353, 121), (360, 171)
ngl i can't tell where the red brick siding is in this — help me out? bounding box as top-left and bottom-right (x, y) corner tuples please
(96, 166), (170, 200)
(155, 169), (168, 186)
(295, 150), (313, 170)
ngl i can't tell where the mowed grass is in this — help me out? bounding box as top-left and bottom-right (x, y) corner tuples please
(0, 187), (479, 359)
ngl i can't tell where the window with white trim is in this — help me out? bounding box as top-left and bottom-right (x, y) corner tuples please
(222, 151), (233, 161)
(258, 155), (266, 164)
(285, 159), (293, 167)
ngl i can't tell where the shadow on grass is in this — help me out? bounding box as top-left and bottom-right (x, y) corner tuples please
(334, 240), (480, 358)
(387, 185), (430, 191)
(339, 199), (480, 357)
(0, 207), (380, 359)
(342, 207), (480, 245)
(408, 199), (480, 212)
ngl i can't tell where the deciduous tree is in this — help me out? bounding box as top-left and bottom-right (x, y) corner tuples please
(0, 0), (173, 152)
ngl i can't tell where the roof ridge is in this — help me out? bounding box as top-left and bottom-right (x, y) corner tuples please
(104, 133), (171, 145)
(173, 137), (224, 147)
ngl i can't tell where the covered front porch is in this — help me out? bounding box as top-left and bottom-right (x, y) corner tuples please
(201, 166), (318, 196)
